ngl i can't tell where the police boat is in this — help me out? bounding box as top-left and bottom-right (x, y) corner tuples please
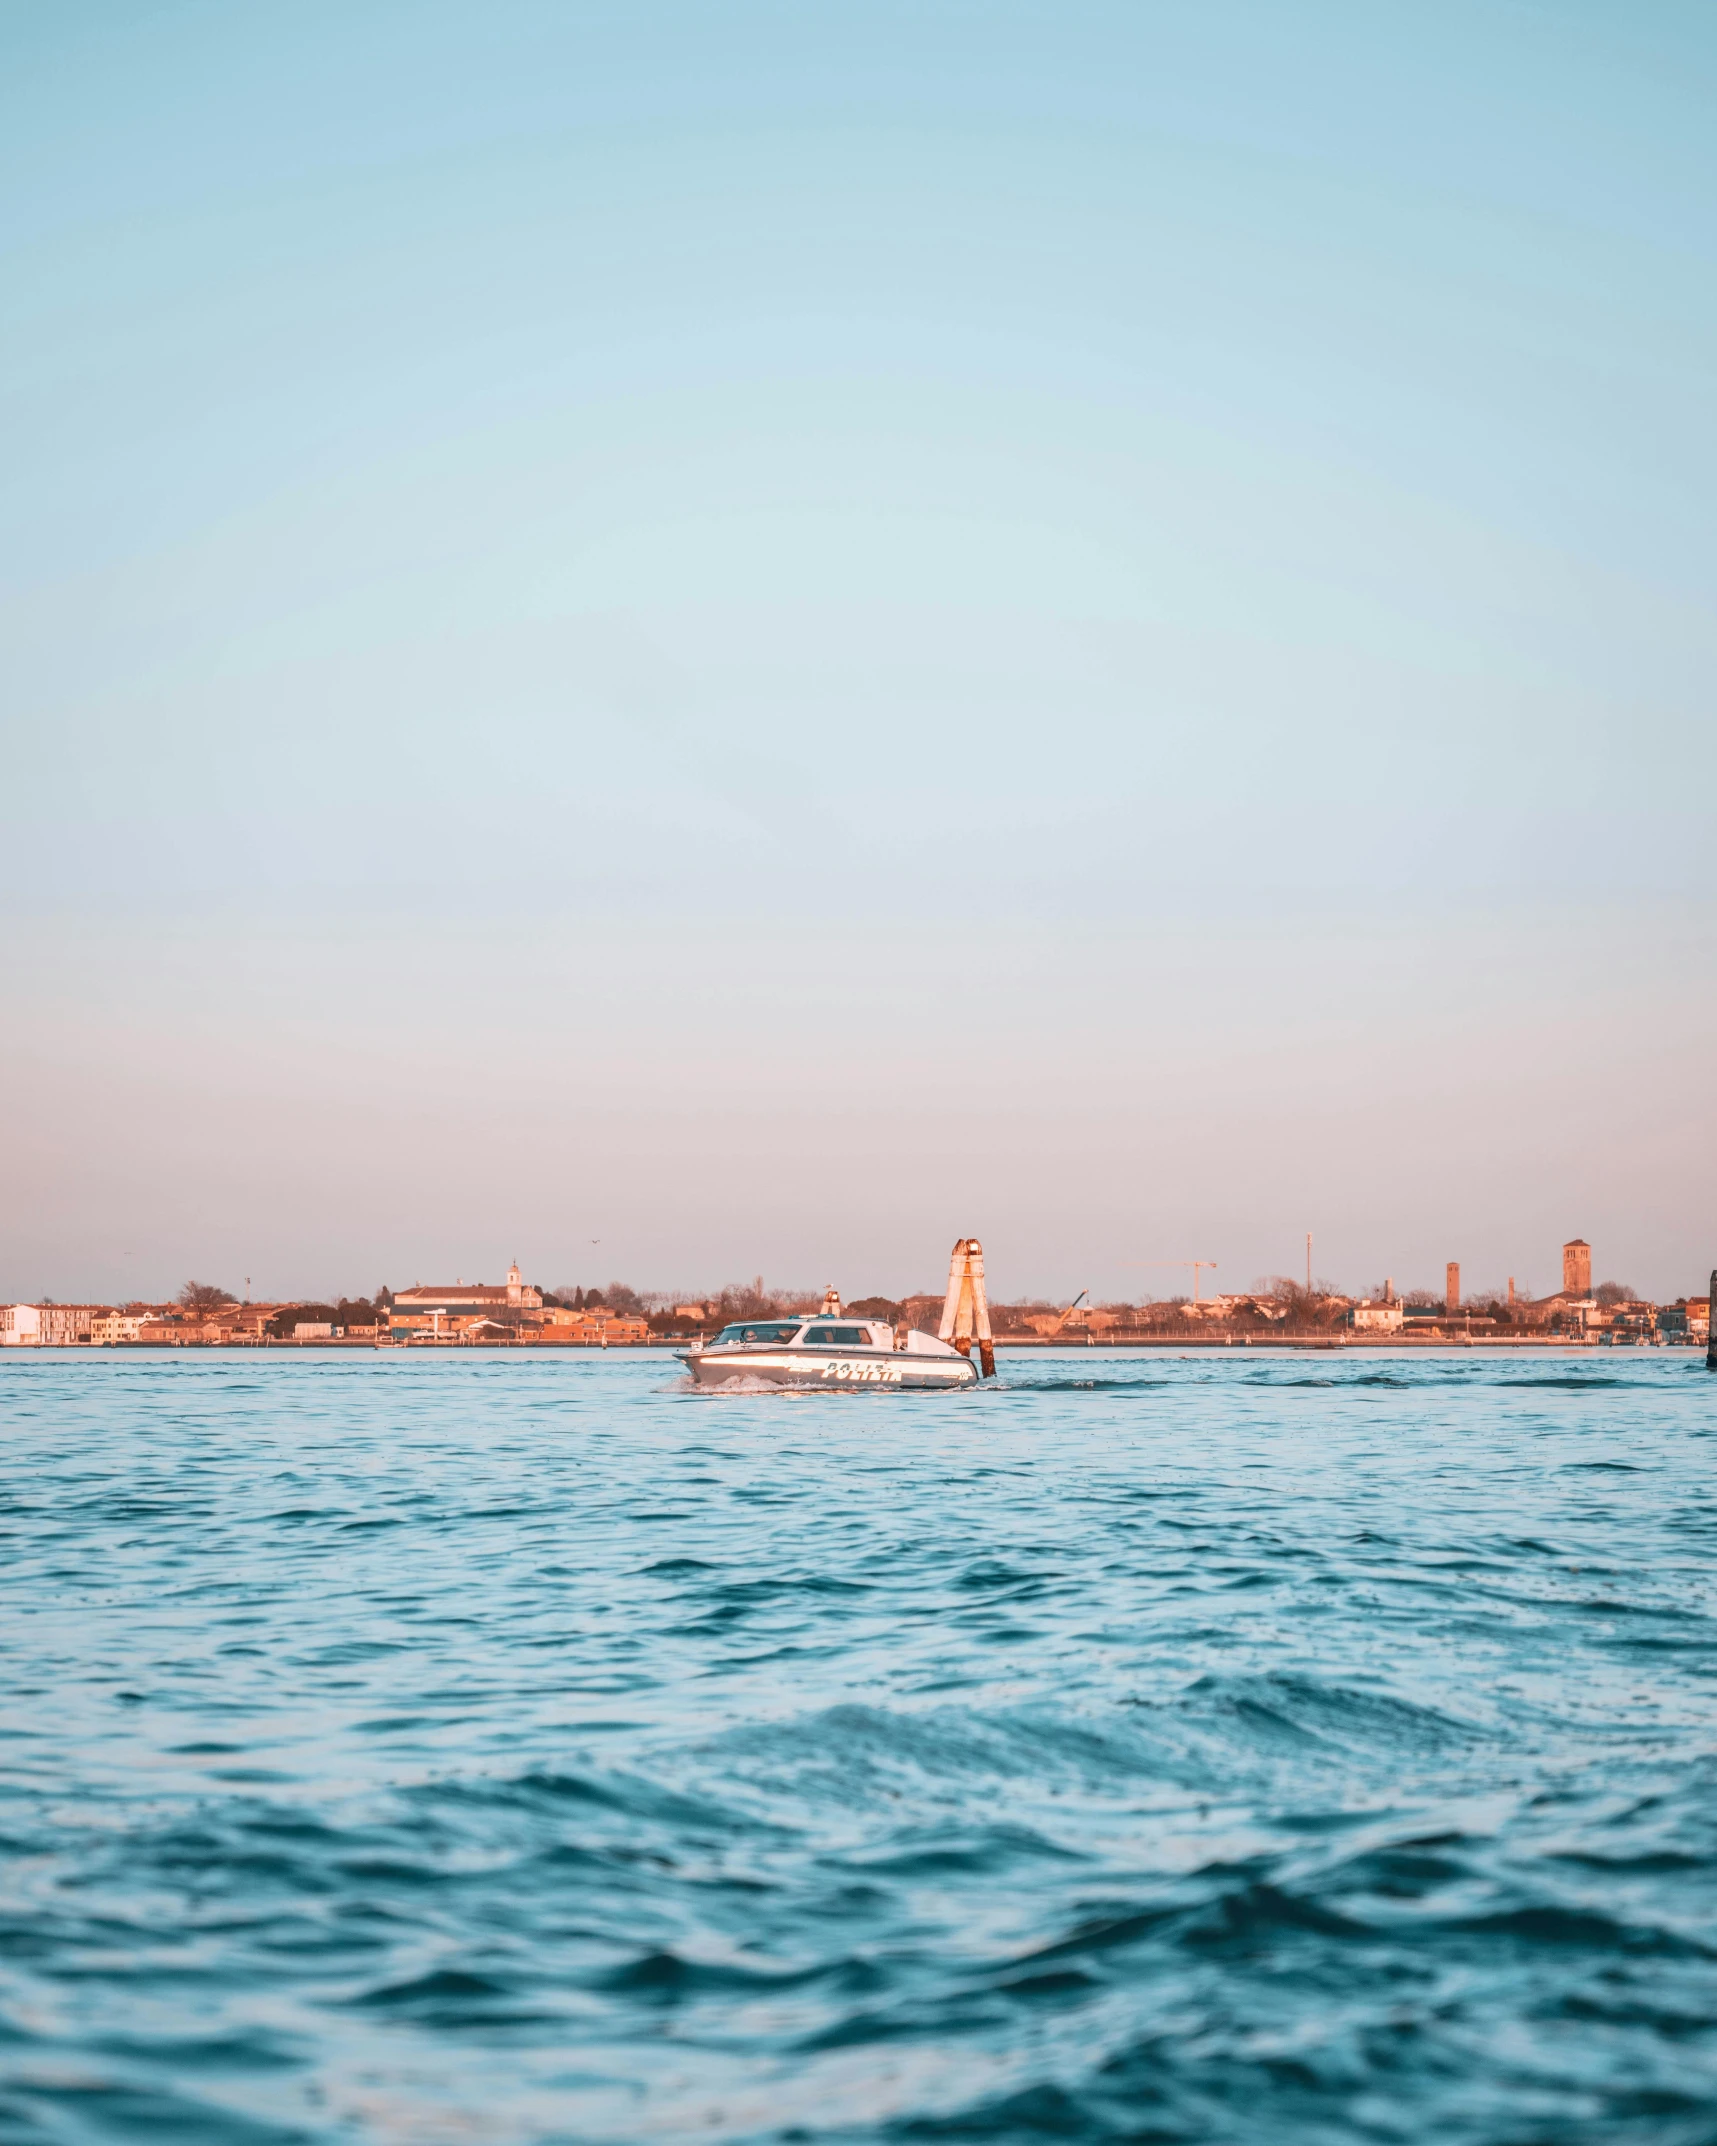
(681, 1289), (978, 1391)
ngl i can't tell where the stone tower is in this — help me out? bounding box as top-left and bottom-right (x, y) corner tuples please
(1563, 1240), (1591, 1299)
(1445, 1262), (1460, 1313)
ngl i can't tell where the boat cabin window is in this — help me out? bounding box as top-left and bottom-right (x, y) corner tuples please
(713, 1321), (803, 1345)
(804, 1325), (869, 1345)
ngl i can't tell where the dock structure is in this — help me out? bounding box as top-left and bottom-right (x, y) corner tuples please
(940, 1238), (995, 1379)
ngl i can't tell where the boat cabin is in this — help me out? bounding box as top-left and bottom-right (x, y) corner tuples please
(711, 1319), (891, 1350)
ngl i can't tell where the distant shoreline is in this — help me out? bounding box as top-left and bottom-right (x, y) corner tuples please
(1, 1336), (1689, 1356)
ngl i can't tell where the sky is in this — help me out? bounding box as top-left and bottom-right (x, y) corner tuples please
(3, 0), (1714, 1307)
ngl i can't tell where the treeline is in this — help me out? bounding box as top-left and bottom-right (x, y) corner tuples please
(269, 1299), (382, 1336)
(545, 1283), (647, 1315)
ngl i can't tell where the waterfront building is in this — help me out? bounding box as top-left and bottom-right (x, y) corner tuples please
(138, 1316), (215, 1344)
(1, 1304), (108, 1346)
(91, 1311), (150, 1345)
(536, 1305), (650, 1345)
(1563, 1239), (1592, 1297)
(217, 1306), (277, 1340)
(1594, 1301), (1657, 1345)
(379, 1268), (662, 1344)
(387, 1264), (543, 1338)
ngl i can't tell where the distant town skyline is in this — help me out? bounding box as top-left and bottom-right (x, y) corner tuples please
(1, 1228), (1699, 1320)
(8, 1250), (1707, 1350)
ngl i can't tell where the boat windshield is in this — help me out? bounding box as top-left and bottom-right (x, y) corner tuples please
(713, 1321), (803, 1346)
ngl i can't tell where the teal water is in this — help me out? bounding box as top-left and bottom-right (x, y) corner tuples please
(1, 1350), (1714, 2144)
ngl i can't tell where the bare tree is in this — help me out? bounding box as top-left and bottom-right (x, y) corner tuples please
(1269, 1280), (1346, 1330)
(178, 1281), (237, 1317)
(712, 1280), (826, 1319)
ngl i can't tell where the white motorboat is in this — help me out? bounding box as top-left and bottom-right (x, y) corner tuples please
(681, 1299), (978, 1391)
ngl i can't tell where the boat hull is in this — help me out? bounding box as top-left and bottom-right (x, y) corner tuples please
(683, 1346), (977, 1391)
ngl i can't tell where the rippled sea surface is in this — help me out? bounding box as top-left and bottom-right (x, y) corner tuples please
(3, 1350), (1716, 2145)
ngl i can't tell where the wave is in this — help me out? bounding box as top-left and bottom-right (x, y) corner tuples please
(1496, 1374), (1650, 1389)
(995, 1376), (1170, 1393)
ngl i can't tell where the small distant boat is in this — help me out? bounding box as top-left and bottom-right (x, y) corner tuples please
(681, 1291), (977, 1391)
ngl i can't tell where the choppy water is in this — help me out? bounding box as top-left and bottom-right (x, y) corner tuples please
(2, 1350), (1715, 2145)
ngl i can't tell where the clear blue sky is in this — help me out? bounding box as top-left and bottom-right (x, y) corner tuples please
(3, 1), (1714, 1304)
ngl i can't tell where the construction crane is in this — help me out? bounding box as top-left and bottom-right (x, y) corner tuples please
(1127, 1260), (1218, 1304)
(1051, 1288), (1091, 1334)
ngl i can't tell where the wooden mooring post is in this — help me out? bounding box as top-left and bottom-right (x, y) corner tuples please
(940, 1237), (995, 1379)
(1708, 1269), (1716, 1371)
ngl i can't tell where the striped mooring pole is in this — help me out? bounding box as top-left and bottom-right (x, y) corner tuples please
(939, 1237), (996, 1379)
